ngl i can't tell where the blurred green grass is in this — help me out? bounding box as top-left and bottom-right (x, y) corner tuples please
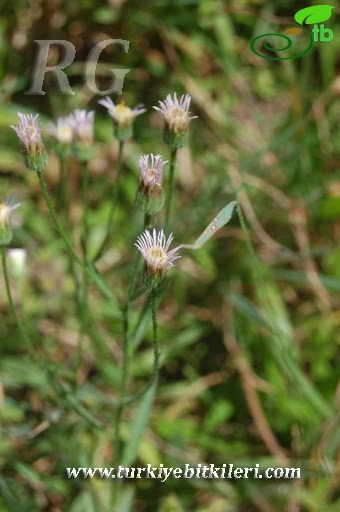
(1, 0), (340, 511)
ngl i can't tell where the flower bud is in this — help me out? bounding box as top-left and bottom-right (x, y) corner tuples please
(11, 113), (47, 172)
(48, 116), (73, 159)
(68, 109), (95, 162)
(153, 93), (198, 149)
(135, 154), (166, 215)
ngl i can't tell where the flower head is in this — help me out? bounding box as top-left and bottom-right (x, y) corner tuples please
(135, 154), (166, 214)
(68, 109), (95, 162)
(135, 228), (181, 289)
(0, 197), (21, 246)
(48, 116), (73, 144)
(153, 93), (198, 149)
(139, 154), (166, 189)
(48, 116), (73, 158)
(98, 97), (146, 141)
(68, 109), (95, 144)
(11, 113), (47, 172)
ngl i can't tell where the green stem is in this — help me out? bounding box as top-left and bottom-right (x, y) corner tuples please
(58, 157), (67, 212)
(113, 242), (140, 465)
(81, 161), (89, 256)
(109, 139), (124, 227)
(1, 246), (34, 355)
(144, 213), (153, 230)
(94, 140), (124, 261)
(38, 171), (84, 268)
(150, 289), (159, 381)
(165, 148), (178, 230)
(36, 171), (120, 309)
(113, 303), (130, 465)
(0, 245), (101, 428)
(80, 161), (90, 342)
(106, 294), (160, 409)
(117, 289), (159, 475)
(125, 212), (151, 305)
(112, 216), (155, 466)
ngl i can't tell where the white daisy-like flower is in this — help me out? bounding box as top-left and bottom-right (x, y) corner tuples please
(135, 228), (181, 283)
(99, 97), (146, 142)
(68, 109), (95, 144)
(98, 97), (146, 125)
(48, 116), (73, 144)
(153, 92), (198, 135)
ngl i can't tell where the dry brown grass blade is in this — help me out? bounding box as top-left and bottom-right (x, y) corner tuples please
(289, 202), (332, 313)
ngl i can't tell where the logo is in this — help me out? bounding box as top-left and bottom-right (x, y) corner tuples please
(24, 39), (130, 96)
(250, 5), (334, 60)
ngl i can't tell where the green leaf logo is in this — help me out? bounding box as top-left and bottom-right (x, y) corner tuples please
(294, 5), (334, 25)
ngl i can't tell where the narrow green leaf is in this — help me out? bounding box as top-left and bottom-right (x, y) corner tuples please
(182, 200), (236, 250)
(122, 380), (157, 467)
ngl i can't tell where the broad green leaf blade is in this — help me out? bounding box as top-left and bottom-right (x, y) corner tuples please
(294, 5), (334, 25)
(182, 200), (236, 250)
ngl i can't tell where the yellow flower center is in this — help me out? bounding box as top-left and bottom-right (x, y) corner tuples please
(112, 103), (133, 125)
(58, 125), (73, 143)
(148, 246), (166, 264)
(167, 108), (189, 133)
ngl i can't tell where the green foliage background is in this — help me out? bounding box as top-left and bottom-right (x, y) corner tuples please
(0, 0), (339, 510)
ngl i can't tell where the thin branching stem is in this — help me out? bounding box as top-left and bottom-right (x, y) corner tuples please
(80, 161), (90, 342)
(144, 213), (153, 230)
(0, 245), (101, 428)
(1, 246), (34, 355)
(165, 147), (177, 230)
(94, 140), (124, 261)
(36, 171), (120, 309)
(150, 289), (159, 381)
(58, 156), (67, 212)
(81, 161), (90, 255)
(113, 305), (129, 466)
